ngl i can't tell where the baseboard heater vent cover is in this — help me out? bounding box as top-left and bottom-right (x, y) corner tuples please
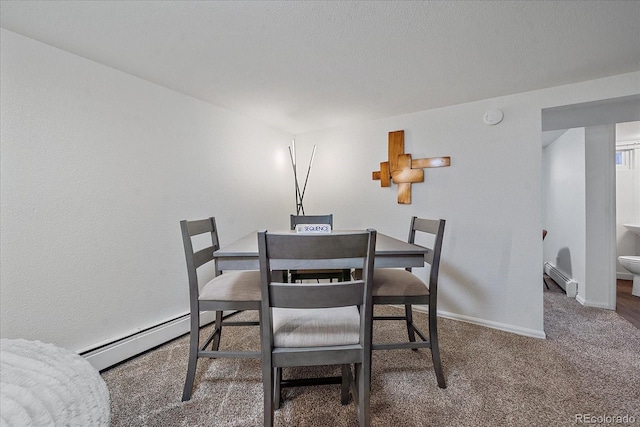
(544, 262), (578, 298)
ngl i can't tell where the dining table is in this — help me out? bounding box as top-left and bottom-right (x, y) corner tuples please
(213, 229), (428, 272)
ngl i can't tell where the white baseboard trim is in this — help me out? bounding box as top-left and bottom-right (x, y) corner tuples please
(85, 302), (550, 371)
(574, 295), (613, 309)
(80, 311), (216, 372)
(411, 304), (546, 339)
(617, 272), (633, 280)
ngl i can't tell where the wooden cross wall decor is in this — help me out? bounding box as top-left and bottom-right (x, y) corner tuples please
(372, 130), (451, 204)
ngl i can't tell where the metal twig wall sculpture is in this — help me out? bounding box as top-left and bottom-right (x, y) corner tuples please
(372, 130), (450, 204)
(288, 140), (316, 215)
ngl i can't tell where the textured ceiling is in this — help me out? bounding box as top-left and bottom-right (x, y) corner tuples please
(1, 0), (639, 134)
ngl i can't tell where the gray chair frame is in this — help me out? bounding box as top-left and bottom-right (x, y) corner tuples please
(258, 229), (377, 427)
(180, 217), (261, 401)
(289, 214), (350, 283)
(372, 217), (447, 389)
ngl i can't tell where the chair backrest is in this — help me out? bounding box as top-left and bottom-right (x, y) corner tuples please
(290, 214), (333, 230)
(407, 217), (445, 300)
(258, 229), (377, 333)
(180, 217), (220, 309)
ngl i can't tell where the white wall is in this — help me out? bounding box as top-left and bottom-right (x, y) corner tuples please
(297, 100), (548, 337)
(583, 124), (618, 307)
(542, 128), (586, 290)
(2, 28), (639, 362)
(0, 29), (293, 352)
(297, 73), (640, 337)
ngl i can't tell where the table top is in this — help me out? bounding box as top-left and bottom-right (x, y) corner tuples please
(214, 230), (427, 270)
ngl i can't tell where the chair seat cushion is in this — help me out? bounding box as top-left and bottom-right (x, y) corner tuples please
(272, 306), (360, 348)
(199, 270), (261, 301)
(372, 268), (429, 297)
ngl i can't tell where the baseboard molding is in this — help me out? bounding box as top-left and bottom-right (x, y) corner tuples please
(80, 311), (216, 371)
(411, 304), (546, 339)
(617, 272), (633, 281)
(85, 303), (549, 371)
(574, 295), (613, 309)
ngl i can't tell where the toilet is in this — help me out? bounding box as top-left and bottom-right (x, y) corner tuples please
(618, 256), (640, 297)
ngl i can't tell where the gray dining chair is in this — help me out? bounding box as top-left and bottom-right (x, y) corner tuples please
(258, 229), (377, 427)
(180, 217), (262, 401)
(371, 216), (447, 388)
(289, 214), (350, 283)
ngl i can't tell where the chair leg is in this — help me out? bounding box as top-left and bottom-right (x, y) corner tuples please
(341, 364), (351, 405)
(274, 368), (281, 410)
(404, 304), (417, 347)
(429, 305), (446, 389)
(356, 362), (370, 427)
(182, 311), (200, 401)
(212, 311), (223, 351)
(263, 362), (274, 427)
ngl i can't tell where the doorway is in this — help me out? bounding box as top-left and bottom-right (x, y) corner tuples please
(541, 95), (640, 310)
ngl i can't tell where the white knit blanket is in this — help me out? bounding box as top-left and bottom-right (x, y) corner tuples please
(0, 339), (110, 427)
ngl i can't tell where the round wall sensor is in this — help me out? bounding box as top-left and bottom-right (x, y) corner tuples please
(483, 109), (504, 125)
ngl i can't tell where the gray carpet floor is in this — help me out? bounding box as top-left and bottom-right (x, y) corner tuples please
(102, 291), (640, 426)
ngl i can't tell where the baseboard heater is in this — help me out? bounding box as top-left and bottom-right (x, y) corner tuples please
(544, 262), (578, 298)
(79, 311), (216, 372)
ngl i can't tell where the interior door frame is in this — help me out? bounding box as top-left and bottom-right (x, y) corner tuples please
(542, 94), (640, 309)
